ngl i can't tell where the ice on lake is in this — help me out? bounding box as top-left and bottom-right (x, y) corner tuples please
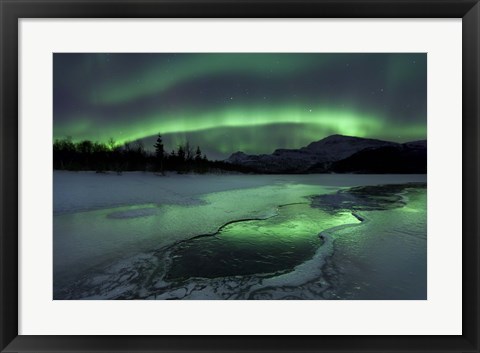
(53, 172), (427, 300)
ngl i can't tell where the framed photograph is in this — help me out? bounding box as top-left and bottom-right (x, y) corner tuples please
(1, 0), (478, 352)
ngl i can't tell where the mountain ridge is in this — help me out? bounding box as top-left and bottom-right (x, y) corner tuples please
(226, 134), (426, 174)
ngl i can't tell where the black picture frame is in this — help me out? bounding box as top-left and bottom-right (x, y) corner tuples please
(1, 0), (478, 352)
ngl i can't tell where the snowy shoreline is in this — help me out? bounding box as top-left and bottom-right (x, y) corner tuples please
(54, 171), (427, 214)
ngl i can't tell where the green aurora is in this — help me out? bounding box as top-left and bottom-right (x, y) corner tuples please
(54, 53), (427, 159)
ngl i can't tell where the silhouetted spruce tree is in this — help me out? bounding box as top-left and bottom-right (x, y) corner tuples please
(177, 145), (186, 161)
(177, 145), (186, 173)
(154, 134), (165, 174)
(195, 146), (202, 162)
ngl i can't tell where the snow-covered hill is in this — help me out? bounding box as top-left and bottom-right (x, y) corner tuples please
(226, 135), (426, 173)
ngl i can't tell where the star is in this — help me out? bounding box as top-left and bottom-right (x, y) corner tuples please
(53, 53), (426, 154)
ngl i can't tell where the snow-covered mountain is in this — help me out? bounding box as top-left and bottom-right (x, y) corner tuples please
(226, 134), (427, 174)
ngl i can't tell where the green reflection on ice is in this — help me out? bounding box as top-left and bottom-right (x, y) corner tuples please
(166, 203), (357, 279)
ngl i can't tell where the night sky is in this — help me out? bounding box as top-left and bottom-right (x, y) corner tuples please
(53, 53), (426, 160)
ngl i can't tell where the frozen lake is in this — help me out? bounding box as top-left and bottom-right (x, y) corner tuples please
(53, 172), (427, 300)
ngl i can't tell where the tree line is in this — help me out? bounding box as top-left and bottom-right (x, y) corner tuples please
(53, 134), (252, 174)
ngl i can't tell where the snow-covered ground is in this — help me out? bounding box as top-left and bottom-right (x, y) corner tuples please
(53, 171), (427, 299)
(54, 171), (426, 214)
